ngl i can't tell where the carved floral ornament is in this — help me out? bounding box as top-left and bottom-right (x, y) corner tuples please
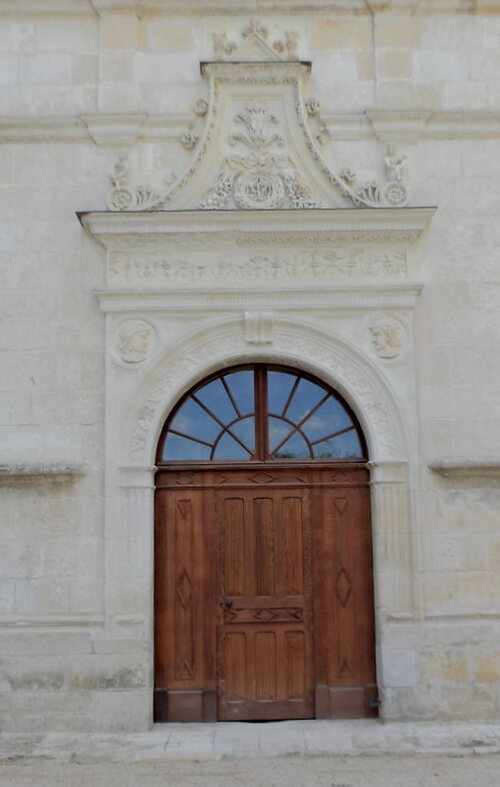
(106, 52), (410, 213)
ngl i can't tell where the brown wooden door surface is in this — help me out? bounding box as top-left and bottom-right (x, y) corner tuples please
(216, 470), (313, 720)
(154, 464), (377, 722)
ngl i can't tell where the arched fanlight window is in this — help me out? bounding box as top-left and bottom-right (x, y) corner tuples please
(157, 365), (366, 463)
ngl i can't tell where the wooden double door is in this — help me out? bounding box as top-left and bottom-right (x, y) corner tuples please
(154, 463), (377, 722)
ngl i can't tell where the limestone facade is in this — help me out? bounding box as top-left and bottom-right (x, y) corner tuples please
(1, 0), (500, 731)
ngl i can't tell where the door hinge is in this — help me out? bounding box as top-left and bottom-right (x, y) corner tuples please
(366, 697), (381, 708)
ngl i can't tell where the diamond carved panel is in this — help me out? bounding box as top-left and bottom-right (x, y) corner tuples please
(336, 569), (352, 607)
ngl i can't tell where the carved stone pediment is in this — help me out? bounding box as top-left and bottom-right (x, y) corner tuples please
(107, 60), (410, 212)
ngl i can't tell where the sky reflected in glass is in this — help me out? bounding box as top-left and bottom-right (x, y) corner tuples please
(214, 432), (251, 460)
(194, 378), (237, 423)
(285, 378), (327, 425)
(161, 367), (364, 462)
(223, 371), (254, 416)
(313, 429), (362, 459)
(268, 371), (296, 416)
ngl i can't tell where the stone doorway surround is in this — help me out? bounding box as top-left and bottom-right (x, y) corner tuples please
(79, 50), (434, 730)
(81, 205), (433, 730)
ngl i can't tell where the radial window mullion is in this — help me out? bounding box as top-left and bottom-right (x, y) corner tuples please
(157, 364), (366, 463)
(254, 365), (268, 461)
(221, 375), (242, 418)
(167, 429), (214, 448)
(281, 374), (301, 419)
(310, 425), (355, 446)
(271, 392), (330, 456)
(191, 393), (229, 430)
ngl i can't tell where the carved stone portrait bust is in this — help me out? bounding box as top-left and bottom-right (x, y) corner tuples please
(368, 315), (405, 360)
(116, 319), (152, 364)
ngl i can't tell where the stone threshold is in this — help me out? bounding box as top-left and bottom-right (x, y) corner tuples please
(1, 721), (500, 762)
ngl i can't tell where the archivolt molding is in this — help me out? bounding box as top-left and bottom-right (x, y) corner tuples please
(116, 319), (408, 468)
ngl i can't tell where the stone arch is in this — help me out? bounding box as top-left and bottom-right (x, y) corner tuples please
(119, 317), (410, 470)
(105, 316), (417, 729)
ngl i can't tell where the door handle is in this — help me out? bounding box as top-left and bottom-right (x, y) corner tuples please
(219, 599), (233, 607)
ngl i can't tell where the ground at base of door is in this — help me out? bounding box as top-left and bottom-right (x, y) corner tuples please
(1, 720), (500, 764)
(0, 754), (499, 787)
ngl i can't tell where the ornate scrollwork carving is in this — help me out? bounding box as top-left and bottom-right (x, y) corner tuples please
(199, 102), (320, 210)
(181, 131), (199, 150)
(214, 19), (300, 62)
(230, 104), (285, 151)
(105, 63), (411, 212)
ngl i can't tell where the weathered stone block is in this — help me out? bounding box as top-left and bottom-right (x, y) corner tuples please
(143, 18), (195, 51)
(475, 653), (500, 683)
(377, 49), (413, 79)
(100, 14), (138, 50)
(310, 19), (372, 49)
(420, 651), (469, 684)
(376, 17), (422, 47)
(67, 654), (149, 691)
(94, 689), (151, 732)
(380, 650), (417, 688)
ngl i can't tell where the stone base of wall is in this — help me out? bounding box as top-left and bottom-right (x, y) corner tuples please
(1, 626), (499, 731)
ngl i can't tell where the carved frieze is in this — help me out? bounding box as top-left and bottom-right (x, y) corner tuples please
(107, 249), (408, 286)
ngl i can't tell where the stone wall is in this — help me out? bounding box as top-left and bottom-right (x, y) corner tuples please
(1, 0), (500, 730)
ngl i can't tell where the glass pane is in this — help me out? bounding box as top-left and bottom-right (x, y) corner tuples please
(313, 429), (363, 459)
(273, 431), (311, 459)
(223, 371), (254, 416)
(269, 416), (295, 453)
(302, 397), (353, 442)
(163, 433), (211, 461)
(268, 371), (297, 416)
(285, 378), (327, 425)
(229, 416), (255, 453)
(194, 378), (237, 424)
(213, 432), (252, 460)
(169, 397), (221, 443)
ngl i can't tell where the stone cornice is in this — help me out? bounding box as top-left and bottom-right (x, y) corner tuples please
(0, 463), (86, 480)
(429, 459), (500, 479)
(8, 0), (498, 15)
(79, 207), (435, 248)
(3, 111), (500, 145)
(95, 283), (423, 313)
(4, 0), (500, 16)
(0, 615), (104, 629)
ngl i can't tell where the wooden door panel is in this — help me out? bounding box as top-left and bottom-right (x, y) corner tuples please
(154, 474), (217, 722)
(278, 496), (304, 595)
(219, 624), (312, 720)
(312, 467), (377, 718)
(217, 484), (314, 721)
(222, 497), (246, 596)
(224, 632), (247, 701)
(155, 463), (376, 722)
(254, 497), (274, 595)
